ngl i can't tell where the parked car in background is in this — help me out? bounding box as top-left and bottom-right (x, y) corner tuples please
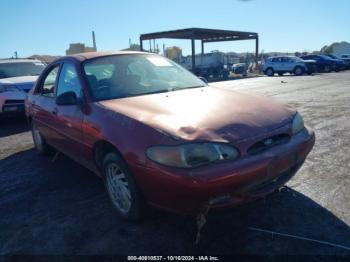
(301, 55), (338, 72)
(263, 56), (316, 76)
(26, 51), (315, 221)
(231, 63), (247, 75)
(0, 59), (45, 117)
(340, 54), (350, 68)
(324, 54), (347, 71)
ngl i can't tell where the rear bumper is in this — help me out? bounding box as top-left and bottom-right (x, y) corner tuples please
(130, 127), (315, 214)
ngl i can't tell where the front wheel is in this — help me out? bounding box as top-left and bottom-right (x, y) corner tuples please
(103, 152), (144, 221)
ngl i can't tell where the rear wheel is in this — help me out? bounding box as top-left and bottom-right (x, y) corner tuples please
(31, 122), (52, 155)
(103, 152), (144, 221)
(324, 65), (331, 73)
(266, 68), (274, 76)
(294, 66), (304, 76)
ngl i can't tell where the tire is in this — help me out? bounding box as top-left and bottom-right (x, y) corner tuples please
(103, 152), (144, 221)
(324, 65), (331, 73)
(278, 72), (284, 76)
(294, 66), (304, 76)
(265, 68), (274, 76)
(31, 121), (52, 155)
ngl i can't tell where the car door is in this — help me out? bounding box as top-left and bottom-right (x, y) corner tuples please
(53, 62), (85, 163)
(281, 57), (293, 71)
(31, 64), (61, 147)
(271, 57), (282, 71)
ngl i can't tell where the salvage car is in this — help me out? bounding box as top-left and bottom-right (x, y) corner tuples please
(25, 51), (315, 221)
(325, 54), (347, 71)
(301, 54), (337, 73)
(263, 56), (316, 76)
(0, 59), (45, 117)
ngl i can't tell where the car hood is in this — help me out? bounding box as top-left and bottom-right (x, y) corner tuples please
(303, 59), (316, 64)
(98, 86), (296, 143)
(0, 76), (38, 85)
(0, 91), (26, 100)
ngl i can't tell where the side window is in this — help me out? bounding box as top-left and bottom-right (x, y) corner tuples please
(282, 57), (292, 63)
(272, 57), (281, 63)
(57, 63), (82, 98)
(41, 66), (59, 97)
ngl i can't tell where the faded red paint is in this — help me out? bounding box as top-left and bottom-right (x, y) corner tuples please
(25, 52), (315, 214)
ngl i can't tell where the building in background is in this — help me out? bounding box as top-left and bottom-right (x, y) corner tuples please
(165, 46), (182, 63)
(122, 43), (141, 51)
(66, 31), (97, 55)
(331, 42), (350, 57)
(66, 43), (96, 55)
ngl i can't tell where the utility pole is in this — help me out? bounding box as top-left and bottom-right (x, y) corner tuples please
(14, 51), (18, 59)
(92, 31), (97, 51)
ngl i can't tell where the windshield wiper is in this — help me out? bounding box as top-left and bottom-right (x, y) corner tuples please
(168, 85), (206, 92)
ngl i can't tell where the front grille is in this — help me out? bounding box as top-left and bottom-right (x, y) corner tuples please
(247, 134), (290, 155)
(248, 163), (298, 196)
(4, 99), (24, 105)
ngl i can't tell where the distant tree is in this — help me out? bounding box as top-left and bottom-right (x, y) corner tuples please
(295, 51), (301, 57)
(320, 45), (333, 54)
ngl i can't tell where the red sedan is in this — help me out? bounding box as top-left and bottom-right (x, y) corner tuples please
(25, 51), (315, 221)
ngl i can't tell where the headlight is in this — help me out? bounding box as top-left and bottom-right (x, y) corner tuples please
(292, 112), (304, 135)
(146, 143), (239, 168)
(0, 85), (22, 93)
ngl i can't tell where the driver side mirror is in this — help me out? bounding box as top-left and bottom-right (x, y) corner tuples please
(56, 91), (79, 106)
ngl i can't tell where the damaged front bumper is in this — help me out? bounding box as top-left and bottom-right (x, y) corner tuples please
(130, 127), (315, 214)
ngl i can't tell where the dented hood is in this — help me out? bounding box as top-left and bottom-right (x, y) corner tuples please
(98, 86), (296, 142)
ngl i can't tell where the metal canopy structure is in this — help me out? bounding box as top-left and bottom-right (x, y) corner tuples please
(140, 28), (259, 72)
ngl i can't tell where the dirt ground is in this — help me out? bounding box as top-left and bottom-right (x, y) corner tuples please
(0, 71), (349, 258)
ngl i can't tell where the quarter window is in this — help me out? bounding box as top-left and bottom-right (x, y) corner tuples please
(41, 66), (59, 97)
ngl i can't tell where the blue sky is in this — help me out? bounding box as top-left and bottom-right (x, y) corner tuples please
(1, 0), (349, 58)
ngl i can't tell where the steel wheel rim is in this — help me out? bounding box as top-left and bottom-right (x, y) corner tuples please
(32, 124), (43, 151)
(106, 163), (131, 214)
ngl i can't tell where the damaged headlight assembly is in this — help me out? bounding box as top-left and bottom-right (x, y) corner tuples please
(147, 143), (239, 168)
(292, 112), (305, 135)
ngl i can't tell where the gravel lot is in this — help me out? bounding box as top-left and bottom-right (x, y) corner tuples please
(0, 71), (349, 258)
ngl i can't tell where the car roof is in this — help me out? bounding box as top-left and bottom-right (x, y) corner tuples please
(269, 56), (297, 59)
(0, 58), (43, 64)
(60, 51), (151, 63)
